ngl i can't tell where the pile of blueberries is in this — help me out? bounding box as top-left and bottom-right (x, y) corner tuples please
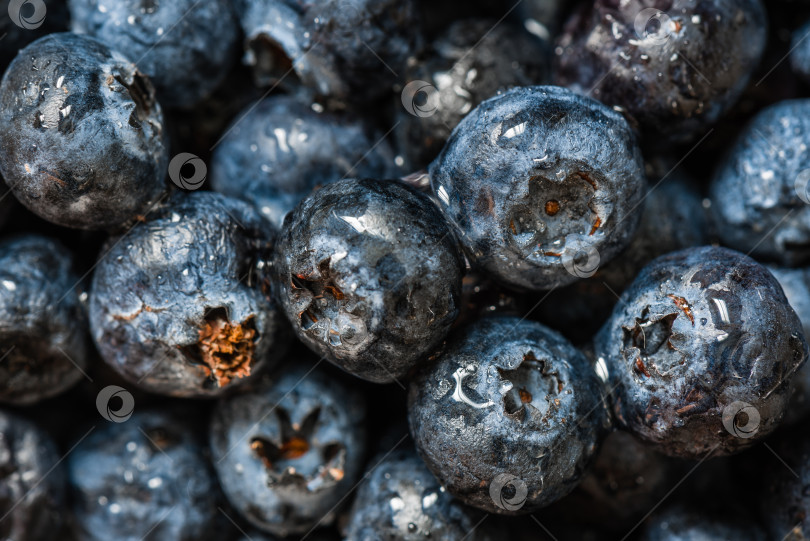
(6, 0), (810, 539)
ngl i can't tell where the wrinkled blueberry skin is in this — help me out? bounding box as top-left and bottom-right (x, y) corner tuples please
(594, 246), (807, 458)
(0, 410), (65, 541)
(236, 0), (420, 102)
(69, 0), (238, 109)
(554, 0), (767, 144)
(211, 95), (398, 228)
(210, 364), (367, 537)
(68, 410), (220, 541)
(429, 86), (645, 291)
(396, 19), (550, 169)
(0, 235), (88, 405)
(344, 448), (493, 541)
(408, 316), (610, 514)
(0, 33), (169, 230)
(640, 505), (763, 541)
(793, 20), (810, 85)
(710, 100), (810, 266)
(89, 191), (288, 398)
(273, 178), (464, 383)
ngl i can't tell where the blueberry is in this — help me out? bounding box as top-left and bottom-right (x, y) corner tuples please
(210, 95), (398, 228)
(0, 33), (169, 230)
(710, 99), (810, 265)
(89, 191), (288, 397)
(68, 0), (239, 108)
(236, 0), (420, 102)
(68, 410), (220, 541)
(407, 316), (610, 514)
(0, 409), (65, 541)
(395, 18), (550, 169)
(209, 363), (367, 537)
(640, 505), (763, 541)
(0, 235), (88, 405)
(792, 20), (810, 85)
(272, 178), (464, 383)
(554, 0), (767, 143)
(429, 86), (646, 291)
(344, 448), (493, 541)
(594, 246), (807, 458)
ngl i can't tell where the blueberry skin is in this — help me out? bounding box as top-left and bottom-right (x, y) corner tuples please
(428, 86), (645, 291)
(594, 246), (807, 458)
(210, 364), (367, 537)
(344, 448), (493, 541)
(273, 178), (464, 383)
(710, 100), (810, 266)
(0, 235), (88, 405)
(407, 316), (610, 514)
(210, 95), (398, 228)
(68, 410), (220, 541)
(236, 0), (420, 102)
(0, 33), (168, 231)
(69, 0), (239, 109)
(89, 191), (288, 398)
(554, 0), (767, 144)
(0, 410), (65, 541)
(792, 20), (810, 85)
(395, 18), (550, 169)
(639, 505), (763, 541)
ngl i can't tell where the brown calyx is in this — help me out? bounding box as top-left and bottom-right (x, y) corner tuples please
(197, 312), (257, 387)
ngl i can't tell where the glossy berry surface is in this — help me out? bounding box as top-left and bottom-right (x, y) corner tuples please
(429, 85), (646, 291)
(209, 364), (366, 537)
(0, 32), (168, 230)
(594, 246), (807, 458)
(408, 316), (609, 514)
(273, 178), (464, 383)
(210, 95), (397, 228)
(68, 410), (220, 541)
(89, 191), (288, 397)
(0, 410), (65, 541)
(0, 235), (88, 405)
(554, 0), (767, 143)
(68, 0), (239, 108)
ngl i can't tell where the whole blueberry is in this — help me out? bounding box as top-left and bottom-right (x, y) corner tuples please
(554, 0), (767, 143)
(69, 0), (239, 108)
(0, 33), (168, 230)
(396, 18), (550, 169)
(89, 191), (288, 397)
(209, 364), (367, 537)
(344, 447), (493, 541)
(0, 410), (65, 541)
(594, 246), (807, 458)
(273, 178), (464, 383)
(710, 100), (810, 265)
(0, 235), (88, 405)
(640, 505), (763, 541)
(68, 410), (220, 541)
(210, 95), (398, 228)
(428, 86), (646, 291)
(792, 20), (810, 85)
(236, 0), (420, 102)
(407, 316), (610, 514)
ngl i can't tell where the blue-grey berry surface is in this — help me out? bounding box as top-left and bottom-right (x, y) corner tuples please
(89, 191), (288, 398)
(407, 316), (610, 514)
(639, 505), (763, 541)
(210, 95), (397, 228)
(594, 246), (807, 458)
(273, 178), (464, 383)
(0, 32), (169, 230)
(68, 410), (220, 541)
(428, 85), (646, 291)
(209, 363), (366, 537)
